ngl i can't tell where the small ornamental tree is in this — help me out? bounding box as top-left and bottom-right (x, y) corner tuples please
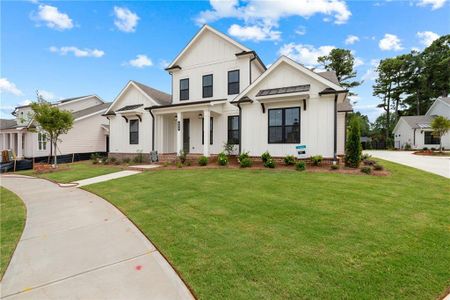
(31, 100), (74, 167)
(431, 116), (450, 152)
(345, 116), (362, 168)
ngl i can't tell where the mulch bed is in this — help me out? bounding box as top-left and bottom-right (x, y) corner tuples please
(413, 150), (450, 156)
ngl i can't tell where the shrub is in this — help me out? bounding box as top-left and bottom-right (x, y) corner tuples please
(430, 147), (436, 151)
(363, 159), (376, 166)
(217, 152), (228, 166)
(133, 150), (144, 163)
(223, 142), (235, 156)
(198, 156), (208, 166)
(296, 161), (306, 171)
(284, 155), (295, 166)
(345, 117), (362, 168)
(264, 158), (275, 168)
(238, 151), (249, 161)
(176, 162), (183, 168)
(373, 164), (384, 171)
(261, 151), (272, 163)
(90, 153), (101, 161)
(163, 162), (169, 167)
(92, 160), (99, 165)
(109, 157), (117, 163)
(310, 155), (323, 166)
(361, 166), (372, 174)
(185, 161), (192, 166)
(422, 147), (428, 151)
(122, 158), (131, 164)
(102, 158), (110, 165)
(404, 143), (412, 150)
(330, 164), (340, 170)
(178, 150), (187, 164)
(114, 160), (121, 165)
(361, 153), (371, 160)
(239, 158), (252, 168)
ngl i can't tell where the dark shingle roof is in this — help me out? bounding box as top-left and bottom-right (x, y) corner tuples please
(115, 104), (143, 112)
(72, 102), (111, 120)
(337, 101), (353, 112)
(401, 115), (433, 129)
(131, 81), (171, 105)
(0, 119), (17, 130)
(317, 71), (340, 85)
(256, 84), (310, 97)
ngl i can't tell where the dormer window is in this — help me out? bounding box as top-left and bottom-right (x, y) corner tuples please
(180, 79), (189, 101)
(228, 70), (240, 95)
(202, 74), (213, 98)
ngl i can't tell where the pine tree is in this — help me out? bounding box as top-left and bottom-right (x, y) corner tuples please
(345, 117), (362, 168)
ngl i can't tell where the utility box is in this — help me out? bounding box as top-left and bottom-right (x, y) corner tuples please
(150, 151), (159, 162)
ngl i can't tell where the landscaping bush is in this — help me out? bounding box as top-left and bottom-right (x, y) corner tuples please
(373, 164), (384, 171)
(133, 150), (144, 163)
(239, 158), (252, 168)
(163, 162), (169, 167)
(114, 160), (121, 165)
(178, 150), (187, 164)
(404, 143), (412, 150)
(361, 166), (372, 174)
(261, 151), (272, 163)
(423, 147), (428, 151)
(310, 155), (323, 166)
(176, 162), (183, 168)
(223, 142), (235, 156)
(92, 160), (99, 165)
(295, 161), (306, 171)
(238, 151), (249, 161)
(109, 157), (117, 163)
(430, 147), (436, 151)
(198, 156), (208, 166)
(264, 158), (275, 168)
(185, 161), (192, 166)
(122, 158), (131, 164)
(283, 155), (296, 166)
(363, 159), (376, 166)
(330, 164), (340, 170)
(345, 117), (362, 168)
(361, 153), (371, 160)
(217, 152), (228, 166)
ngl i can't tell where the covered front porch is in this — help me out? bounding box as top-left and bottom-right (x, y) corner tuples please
(1, 130), (26, 159)
(148, 100), (230, 158)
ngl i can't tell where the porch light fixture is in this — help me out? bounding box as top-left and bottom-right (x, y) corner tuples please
(198, 113), (203, 119)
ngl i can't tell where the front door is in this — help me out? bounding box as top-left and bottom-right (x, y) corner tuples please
(183, 119), (190, 153)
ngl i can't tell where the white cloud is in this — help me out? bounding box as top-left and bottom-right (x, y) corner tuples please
(159, 59), (170, 69)
(278, 43), (335, 67)
(345, 35), (359, 45)
(417, 31), (440, 47)
(354, 57), (364, 67)
(35, 4), (73, 30)
(378, 34), (403, 51)
(228, 24), (281, 42)
(295, 26), (306, 36)
(125, 54), (153, 68)
(50, 46), (105, 58)
(417, 0), (447, 9)
(38, 90), (56, 101)
(361, 59), (379, 81)
(113, 6), (139, 32)
(0, 78), (23, 96)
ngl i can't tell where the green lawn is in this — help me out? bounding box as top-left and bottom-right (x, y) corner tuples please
(17, 161), (122, 183)
(83, 161), (450, 299)
(0, 187), (26, 279)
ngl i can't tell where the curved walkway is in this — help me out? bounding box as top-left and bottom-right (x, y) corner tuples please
(0, 175), (194, 300)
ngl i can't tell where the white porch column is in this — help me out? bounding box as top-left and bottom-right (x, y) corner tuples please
(176, 112), (183, 155)
(17, 132), (23, 158)
(9, 133), (14, 152)
(2, 133), (6, 150)
(203, 109), (210, 157)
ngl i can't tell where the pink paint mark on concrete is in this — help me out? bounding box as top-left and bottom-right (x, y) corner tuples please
(135, 265), (142, 271)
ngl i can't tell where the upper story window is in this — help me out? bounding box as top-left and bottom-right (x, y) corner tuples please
(180, 79), (189, 101)
(424, 131), (440, 144)
(202, 74), (213, 98)
(38, 132), (47, 150)
(268, 107), (300, 144)
(130, 119), (139, 144)
(228, 70), (240, 95)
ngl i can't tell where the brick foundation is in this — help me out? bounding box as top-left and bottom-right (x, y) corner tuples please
(108, 152), (150, 163)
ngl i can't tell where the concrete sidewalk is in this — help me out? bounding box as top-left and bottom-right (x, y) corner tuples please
(0, 175), (194, 300)
(365, 150), (450, 178)
(73, 170), (142, 187)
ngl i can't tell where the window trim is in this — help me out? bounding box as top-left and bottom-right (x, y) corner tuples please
(228, 70), (240, 95)
(267, 107), (301, 144)
(179, 78), (189, 101)
(201, 117), (213, 145)
(227, 115), (240, 145)
(129, 119), (139, 145)
(38, 132), (47, 151)
(202, 74), (213, 98)
(424, 131), (440, 145)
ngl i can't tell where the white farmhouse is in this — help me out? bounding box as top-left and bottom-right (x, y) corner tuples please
(393, 97), (450, 150)
(0, 95), (110, 160)
(106, 25), (352, 162)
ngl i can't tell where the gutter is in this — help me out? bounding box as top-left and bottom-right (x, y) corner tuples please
(237, 103), (242, 155)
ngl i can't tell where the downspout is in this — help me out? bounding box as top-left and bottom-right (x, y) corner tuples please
(237, 103), (242, 155)
(413, 128), (416, 146)
(149, 108), (155, 151)
(344, 112), (347, 148)
(333, 94), (338, 161)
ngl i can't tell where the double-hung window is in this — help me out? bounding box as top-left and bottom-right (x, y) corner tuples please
(38, 132), (47, 150)
(228, 70), (239, 95)
(227, 116), (240, 144)
(201, 117), (213, 145)
(180, 79), (189, 101)
(129, 119), (139, 144)
(202, 74), (213, 98)
(268, 107), (300, 143)
(424, 131), (440, 144)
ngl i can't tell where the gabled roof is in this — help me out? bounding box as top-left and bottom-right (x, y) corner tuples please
(425, 96), (450, 117)
(232, 56), (345, 103)
(337, 100), (353, 112)
(0, 119), (17, 130)
(317, 71), (340, 85)
(72, 102), (111, 120)
(166, 24), (257, 70)
(13, 95), (102, 111)
(398, 115), (433, 129)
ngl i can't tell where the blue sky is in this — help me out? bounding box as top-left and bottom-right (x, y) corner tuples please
(1, 0), (449, 121)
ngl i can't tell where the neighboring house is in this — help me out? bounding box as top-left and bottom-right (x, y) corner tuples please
(106, 24), (352, 161)
(393, 97), (450, 149)
(0, 95), (111, 159)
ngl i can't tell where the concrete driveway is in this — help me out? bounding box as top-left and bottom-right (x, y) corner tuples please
(0, 175), (194, 300)
(365, 150), (450, 178)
